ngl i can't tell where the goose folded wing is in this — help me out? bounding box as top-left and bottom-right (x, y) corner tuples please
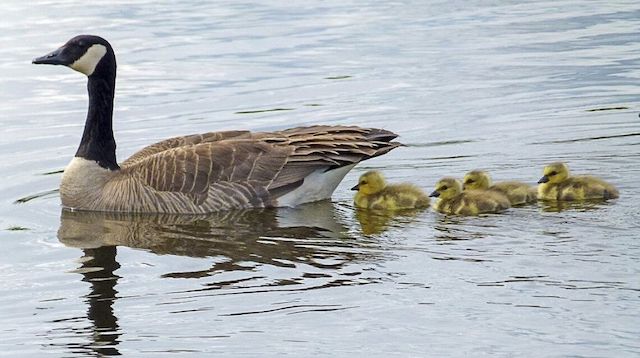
(261, 125), (402, 167)
(121, 126), (401, 209)
(123, 140), (326, 208)
(122, 130), (251, 166)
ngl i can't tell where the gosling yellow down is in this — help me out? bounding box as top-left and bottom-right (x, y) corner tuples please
(430, 177), (511, 215)
(537, 162), (619, 201)
(463, 170), (537, 205)
(351, 171), (430, 210)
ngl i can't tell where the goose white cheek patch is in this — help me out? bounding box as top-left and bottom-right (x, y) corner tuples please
(70, 44), (107, 75)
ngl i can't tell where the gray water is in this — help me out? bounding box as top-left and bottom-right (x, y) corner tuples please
(1, 1), (639, 356)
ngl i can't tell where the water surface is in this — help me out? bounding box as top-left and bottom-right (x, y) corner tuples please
(1, 1), (639, 356)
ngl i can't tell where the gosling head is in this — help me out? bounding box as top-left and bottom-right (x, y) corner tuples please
(429, 177), (463, 199)
(463, 170), (492, 190)
(538, 162), (570, 184)
(351, 170), (386, 195)
(33, 35), (115, 78)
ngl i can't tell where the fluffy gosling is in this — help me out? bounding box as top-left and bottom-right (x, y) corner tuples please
(430, 177), (511, 215)
(537, 162), (619, 201)
(463, 170), (537, 205)
(352, 171), (430, 210)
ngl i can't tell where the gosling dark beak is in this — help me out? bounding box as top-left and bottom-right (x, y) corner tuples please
(350, 184), (359, 191)
(429, 190), (440, 198)
(32, 45), (71, 66)
(537, 175), (549, 184)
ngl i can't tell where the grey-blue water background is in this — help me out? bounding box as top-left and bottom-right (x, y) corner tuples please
(1, 1), (639, 357)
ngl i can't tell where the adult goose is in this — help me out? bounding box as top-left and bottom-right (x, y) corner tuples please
(33, 35), (400, 213)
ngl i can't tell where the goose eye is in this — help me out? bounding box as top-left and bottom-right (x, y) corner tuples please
(440, 185), (448, 191)
(361, 180), (367, 185)
(549, 171), (557, 176)
(466, 179), (474, 184)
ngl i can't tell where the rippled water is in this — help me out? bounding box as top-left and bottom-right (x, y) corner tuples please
(2, 1), (640, 356)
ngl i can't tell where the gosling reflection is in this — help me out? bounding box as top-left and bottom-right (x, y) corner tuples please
(432, 215), (472, 241)
(354, 208), (426, 235)
(539, 199), (611, 213)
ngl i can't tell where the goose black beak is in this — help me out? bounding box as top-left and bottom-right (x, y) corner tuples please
(350, 184), (360, 191)
(537, 175), (549, 184)
(33, 46), (71, 66)
(429, 190), (440, 198)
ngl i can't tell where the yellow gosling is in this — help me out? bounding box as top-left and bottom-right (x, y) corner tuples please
(430, 177), (511, 215)
(463, 170), (537, 205)
(352, 171), (430, 210)
(537, 162), (619, 201)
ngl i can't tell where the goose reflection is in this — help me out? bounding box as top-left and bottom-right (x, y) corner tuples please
(74, 246), (121, 356)
(46, 246), (122, 356)
(58, 201), (355, 268)
(57, 201), (376, 355)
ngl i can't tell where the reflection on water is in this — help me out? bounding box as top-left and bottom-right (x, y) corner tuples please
(354, 208), (425, 235)
(80, 247), (121, 356)
(539, 199), (615, 213)
(55, 201), (390, 355)
(431, 214), (505, 245)
(43, 246), (122, 356)
(58, 201), (365, 266)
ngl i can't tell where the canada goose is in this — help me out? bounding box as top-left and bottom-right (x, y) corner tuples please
(351, 170), (429, 210)
(537, 162), (619, 201)
(463, 170), (537, 205)
(429, 177), (510, 215)
(33, 35), (400, 213)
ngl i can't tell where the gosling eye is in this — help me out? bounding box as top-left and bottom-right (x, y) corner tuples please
(465, 179), (474, 184)
(548, 171), (557, 176)
(440, 185), (448, 191)
(360, 180), (368, 185)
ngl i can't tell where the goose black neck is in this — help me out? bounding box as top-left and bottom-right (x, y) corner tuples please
(76, 66), (119, 170)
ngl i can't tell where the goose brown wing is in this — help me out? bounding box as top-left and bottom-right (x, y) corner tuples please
(122, 126), (400, 208)
(123, 140), (294, 208)
(122, 131), (251, 166)
(273, 125), (401, 166)
(262, 126), (401, 192)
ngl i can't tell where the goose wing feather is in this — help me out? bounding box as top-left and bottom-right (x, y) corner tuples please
(122, 130), (251, 166)
(123, 140), (292, 208)
(120, 126), (400, 209)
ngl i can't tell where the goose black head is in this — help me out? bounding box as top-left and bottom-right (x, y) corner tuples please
(33, 35), (115, 78)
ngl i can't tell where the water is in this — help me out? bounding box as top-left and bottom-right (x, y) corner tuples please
(1, 1), (639, 356)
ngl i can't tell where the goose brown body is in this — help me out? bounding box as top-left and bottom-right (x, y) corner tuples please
(537, 162), (619, 201)
(463, 170), (537, 205)
(430, 177), (510, 215)
(60, 126), (401, 213)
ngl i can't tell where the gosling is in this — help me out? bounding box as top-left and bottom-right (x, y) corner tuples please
(463, 170), (537, 205)
(351, 171), (430, 210)
(430, 177), (511, 215)
(537, 162), (619, 201)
